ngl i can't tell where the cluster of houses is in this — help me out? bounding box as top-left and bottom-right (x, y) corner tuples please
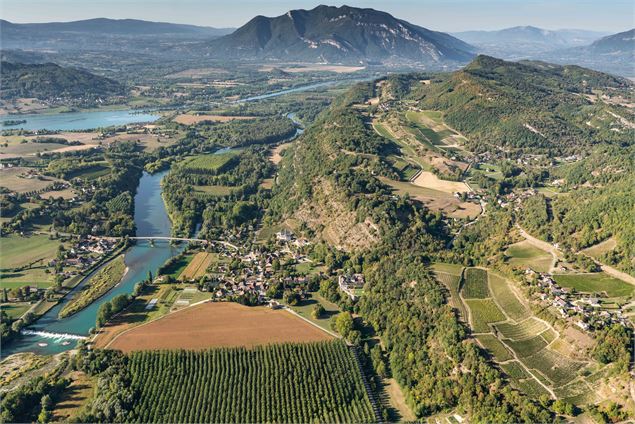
(206, 230), (314, 304)
(526, 269), (629, 330)
(52, 236), (119, 277)
(338, 274), (365, 300)
(498, 188), (538, 210)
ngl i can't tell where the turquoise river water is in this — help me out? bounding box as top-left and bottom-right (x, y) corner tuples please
(2, 170), (178, 357)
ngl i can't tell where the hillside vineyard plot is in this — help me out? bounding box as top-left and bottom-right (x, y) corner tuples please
(127, 341), (376, 423)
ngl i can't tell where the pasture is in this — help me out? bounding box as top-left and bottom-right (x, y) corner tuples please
(431, 262), (464, 276)
(107, 302), (332, 352)
(193, 185), (236, 196)
(505, 241), (552, 272)
(464, 299), (505, 333)
(553, 273), (633, 297)
(462, 268), (490, 299)
(580, 238), (617, 259)
(1, 302), (30, 319)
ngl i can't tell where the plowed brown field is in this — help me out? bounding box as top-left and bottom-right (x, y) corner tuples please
(106, 302), (332, 352)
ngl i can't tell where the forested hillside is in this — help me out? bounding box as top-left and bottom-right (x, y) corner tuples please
(519, 145), (635, 275)
(268, 82), (553, 422)
(413, 56), (634, 156)
(0, 62), (125, 100)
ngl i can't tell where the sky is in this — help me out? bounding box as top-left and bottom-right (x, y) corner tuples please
(2, 0), (633, 33)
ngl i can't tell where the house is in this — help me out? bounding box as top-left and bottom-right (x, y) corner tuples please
(276, 229), (294, 242)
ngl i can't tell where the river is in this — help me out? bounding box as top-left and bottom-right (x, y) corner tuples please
(1, 83), (316, 357)
(2, 170), (178, 357)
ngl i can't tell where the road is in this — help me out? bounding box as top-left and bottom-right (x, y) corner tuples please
(517, 225), (635, 286)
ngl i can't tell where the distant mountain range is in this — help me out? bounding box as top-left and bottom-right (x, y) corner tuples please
(198, 5), (476, 66)
(0, 62), (125, 100)
(453, 26), (608, 57)
(453, 26), (634, 76)
(0, 18), (234, 52)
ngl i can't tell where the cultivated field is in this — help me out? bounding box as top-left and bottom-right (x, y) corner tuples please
(462, 268), (489, 299)
(259, 64), (365, 73)
(126, 341), (375, 423)
(0, 167), (61, 193)
(457, 266), (605, 404)
(553, 273), (634, 298)
(378, 177), (481, 219)
(107, 302), (333, 351)
(505, 240), (553, 272)
(182, 152), (238, 172)
(464, 299), (505, 332)
(178, 252), (215, 280)
(0, 234), (61, 288)
(173, 114), (256, 125)
(411, 171), (470, 193)
(193, 185), (236, 196)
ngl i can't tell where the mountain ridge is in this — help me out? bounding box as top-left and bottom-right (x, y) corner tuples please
(199, 5), (476, 65)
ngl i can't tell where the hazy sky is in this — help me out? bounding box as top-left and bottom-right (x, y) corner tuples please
(2, 0), (633, 32)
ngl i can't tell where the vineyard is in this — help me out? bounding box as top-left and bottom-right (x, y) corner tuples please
(126, 341), (376, 423)
(461, 268), (489, 299)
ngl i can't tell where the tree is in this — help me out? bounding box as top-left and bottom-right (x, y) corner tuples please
(312, 304), (326, 319)
(552, 400), (576, 416)
(37, 395), (52, 423)
(332, 312), (354, 338)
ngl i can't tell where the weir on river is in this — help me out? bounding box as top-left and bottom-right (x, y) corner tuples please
(1, 170), (179, 358)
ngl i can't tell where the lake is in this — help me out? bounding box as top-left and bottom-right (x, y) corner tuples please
(0, 109), (160, 131)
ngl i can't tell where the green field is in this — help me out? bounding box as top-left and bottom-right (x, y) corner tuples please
(1, 302), (30, 319)
(476, 334), (513, 361)
(159, 254), (194, 280)
(462, 268), (490, 299)
(431, 262), (464, 276)
(464, 299), (506, 333)
(0, 234), (62, 288)
(66, 163), (111, 180)
(553, 273), (633, 297)
(193, 185), (236, 196)
(488, 273), (529, 321)
(127, 341), (376, 423)
(505, 241), (552, 273)
(59, 255), (126, 318)
(289, 293), (340, 332)
(183, 152), (238, 172)
(435, 271), (467, 320)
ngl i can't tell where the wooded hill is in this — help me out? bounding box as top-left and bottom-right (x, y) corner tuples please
(0, 62), (126, 100)
(412, 55), (634, 156)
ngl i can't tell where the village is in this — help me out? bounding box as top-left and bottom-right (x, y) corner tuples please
(160, 228), (364, 310)
(523, 268), (631, 331)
